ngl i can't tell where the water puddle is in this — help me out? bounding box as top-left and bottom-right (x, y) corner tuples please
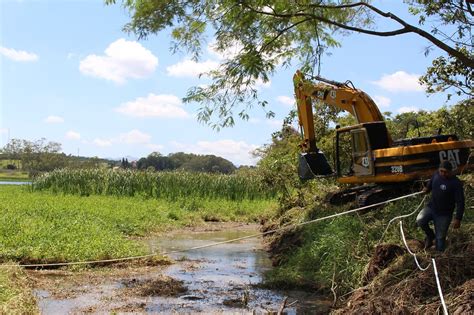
(0, 180), (31, 185)
(32, 224), (331, 314)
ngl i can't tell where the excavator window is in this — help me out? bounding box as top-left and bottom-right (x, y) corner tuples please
(352, 130), (368, 152)
(335, 130), (353, 177)
(351, 129), (374, 177)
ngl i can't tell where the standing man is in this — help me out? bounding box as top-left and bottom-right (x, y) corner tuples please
(416, 161), (465, 251)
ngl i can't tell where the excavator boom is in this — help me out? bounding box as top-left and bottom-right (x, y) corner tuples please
(294, 70), (389, 153)
(293, 70), (392, 178)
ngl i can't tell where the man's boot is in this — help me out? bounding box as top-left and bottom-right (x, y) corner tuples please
(424, 235), (434, 249)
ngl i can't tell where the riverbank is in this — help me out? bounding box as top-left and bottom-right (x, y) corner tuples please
(262, 174), (473, 313)
(0, 170), (29, 182)
(0, 266), (38, 314)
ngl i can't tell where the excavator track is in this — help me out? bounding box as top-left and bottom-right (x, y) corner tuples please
(356, 185), (411, 208)
(325, 184), (375, 205)
(327, 182), (423, 208)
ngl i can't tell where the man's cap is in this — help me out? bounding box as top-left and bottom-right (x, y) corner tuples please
(439, 160), (453, 171)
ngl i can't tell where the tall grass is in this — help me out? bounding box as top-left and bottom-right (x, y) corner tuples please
(32, 169), (277, 200)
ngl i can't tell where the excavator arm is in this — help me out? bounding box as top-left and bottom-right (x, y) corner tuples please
(293, 70), (391, 178)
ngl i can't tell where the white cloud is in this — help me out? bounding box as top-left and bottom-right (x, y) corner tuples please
(0, 128), (8, 135)
(372, 71), (424, 92)
(171, 139), (259, 166)
(79, 38), (158, 84)
(65, 131), (81, 140)
(91, 129), (154, 148)
(118, 129), (151, 144)
(276, 95), (294, 107)
(398, 106), (420, 113)
(372, 95), (391, 108)
(147, 144), (164, 151)
(115, 93), (189, 118)
(0, 46), (38, 62)
(93, 138), (112, 147)
(166, 59), (219, 78)
(44, 115), (64, 124)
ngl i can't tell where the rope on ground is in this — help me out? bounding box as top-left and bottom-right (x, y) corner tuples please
(399, 221), (448, 315)
(399, 221), (431, 271)
(432, 258), (449, 315)
(0, 191), (424, 268)
(377, 195), (427, 246)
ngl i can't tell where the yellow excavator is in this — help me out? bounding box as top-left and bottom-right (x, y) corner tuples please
(294, 70), (474, 206)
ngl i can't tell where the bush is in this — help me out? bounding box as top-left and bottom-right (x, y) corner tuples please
(5, 164), (16, 170)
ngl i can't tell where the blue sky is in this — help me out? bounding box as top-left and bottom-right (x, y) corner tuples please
(0, 0), (459, 165)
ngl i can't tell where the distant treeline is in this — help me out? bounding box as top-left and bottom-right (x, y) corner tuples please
(0, 138), (240, 175)
(131, 152), (237, 174)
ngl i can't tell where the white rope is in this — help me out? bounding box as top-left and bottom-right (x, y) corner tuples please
(377, 195), (427, 245)
(0, 191), (423, 268)
(399, 221), (449, 314)
(432, 258), (449, 315)
(399, 221), (431, 271)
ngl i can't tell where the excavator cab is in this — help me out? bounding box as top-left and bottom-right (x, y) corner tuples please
(335, 126), (374, 178)
(335, 122), (390, 178)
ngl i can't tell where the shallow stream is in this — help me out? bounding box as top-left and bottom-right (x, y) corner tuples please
(33, 225), (330, 314)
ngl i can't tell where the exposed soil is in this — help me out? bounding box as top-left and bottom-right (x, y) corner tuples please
(120, 276), (187, 297)
(332, 232), (474, 314)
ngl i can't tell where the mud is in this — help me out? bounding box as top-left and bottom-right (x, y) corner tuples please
(31, 223), (331, 314)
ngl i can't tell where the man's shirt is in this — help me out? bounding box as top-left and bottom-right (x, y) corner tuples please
(426, 172), (465, 220)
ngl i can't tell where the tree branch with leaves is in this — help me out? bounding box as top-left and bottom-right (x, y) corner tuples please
(106, 0), (473, 128)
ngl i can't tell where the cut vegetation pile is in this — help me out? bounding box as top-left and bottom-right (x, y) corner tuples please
(333, 229), (474, 314)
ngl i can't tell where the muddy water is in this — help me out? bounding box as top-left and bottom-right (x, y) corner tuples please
(34, 225), (331, 314)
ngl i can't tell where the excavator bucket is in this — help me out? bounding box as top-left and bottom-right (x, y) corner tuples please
(298, 152), (333, 180)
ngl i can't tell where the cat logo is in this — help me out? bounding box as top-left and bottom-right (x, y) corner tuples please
(439, 149), (461, 170)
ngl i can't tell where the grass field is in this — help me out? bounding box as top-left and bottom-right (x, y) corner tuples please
(0, 185), (276, 265)
(0, 170), (29, 181)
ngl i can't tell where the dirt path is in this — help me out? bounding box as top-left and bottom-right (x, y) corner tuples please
(29, 223), (331, 314)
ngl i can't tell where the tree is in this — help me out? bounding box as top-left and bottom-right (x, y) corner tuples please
(254, 124), (301, 198)
(1, 138), (67, 172)
(407, 1), (473, 99)
(1, 138), (23, 168)
(107, 0), (472, 128)
(121, 158), (131, 169)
